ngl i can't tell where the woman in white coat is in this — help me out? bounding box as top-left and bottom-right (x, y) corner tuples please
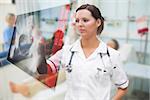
(47, 4), (129, 100)
(10, 4), (128, 100)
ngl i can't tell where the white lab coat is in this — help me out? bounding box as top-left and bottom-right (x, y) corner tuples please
(47, 39), (129, 100)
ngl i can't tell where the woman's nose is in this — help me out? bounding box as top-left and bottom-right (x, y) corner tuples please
(77, 21), (84, 27)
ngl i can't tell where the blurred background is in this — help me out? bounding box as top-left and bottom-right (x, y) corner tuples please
(0, 0), (149, 100)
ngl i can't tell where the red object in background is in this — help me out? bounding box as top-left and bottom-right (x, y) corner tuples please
(66, 4), (71, 10)
(136, 16), (149, 37)
(138, 27), (149, 36)
(43, 29), (64, 87)
(51, 29), (64, 54)
(43, 4), (71, 88)
(37, 72), (58, 88)
(44, 73), (58, 88)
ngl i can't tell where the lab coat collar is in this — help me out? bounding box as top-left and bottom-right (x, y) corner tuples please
(70, 38), (107, 54)
(96, 40), (107, 54)
(69, 39), (81, 52)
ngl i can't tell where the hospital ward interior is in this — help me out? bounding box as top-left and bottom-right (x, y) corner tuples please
(0, 0), (150, 100)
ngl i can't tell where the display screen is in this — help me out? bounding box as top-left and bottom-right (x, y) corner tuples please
(7, 4), (72, 88)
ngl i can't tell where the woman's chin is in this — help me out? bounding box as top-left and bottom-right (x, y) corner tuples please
(80, 32), (86, 36)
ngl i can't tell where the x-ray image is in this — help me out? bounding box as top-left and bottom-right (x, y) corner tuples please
(7, 4), (72, 88)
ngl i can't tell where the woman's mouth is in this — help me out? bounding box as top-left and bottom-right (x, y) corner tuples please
(79, 29), (85, 33)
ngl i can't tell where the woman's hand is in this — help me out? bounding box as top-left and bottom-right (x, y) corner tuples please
(113, 88), (128, 100)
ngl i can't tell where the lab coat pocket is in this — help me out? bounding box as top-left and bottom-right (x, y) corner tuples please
(95, 67), (110, 87)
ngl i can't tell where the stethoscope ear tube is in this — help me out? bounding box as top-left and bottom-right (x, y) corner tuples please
(97, 47), (114, 75)
(66, 51), (75, 73)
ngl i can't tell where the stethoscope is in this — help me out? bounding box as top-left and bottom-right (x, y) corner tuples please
(95, 47), (115, 79)
(65, 51), (75, 73)
(65, 47), (116, 77)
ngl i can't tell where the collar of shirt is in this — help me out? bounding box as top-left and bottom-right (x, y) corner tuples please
(70, 38), (107, 54)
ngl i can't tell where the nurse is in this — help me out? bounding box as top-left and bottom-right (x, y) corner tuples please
(46, 4), (129, 100)
(10, 4), (129, 100)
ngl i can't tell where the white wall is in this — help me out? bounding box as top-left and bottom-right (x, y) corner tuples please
(16, 0), (71, 15)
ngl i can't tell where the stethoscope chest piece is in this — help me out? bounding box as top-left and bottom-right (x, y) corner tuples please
(66, 64), (72, 73)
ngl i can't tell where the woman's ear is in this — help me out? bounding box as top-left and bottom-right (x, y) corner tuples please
(96, 19), (101, 27)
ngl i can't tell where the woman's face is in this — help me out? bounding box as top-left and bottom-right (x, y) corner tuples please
(75, 9), (101, 39)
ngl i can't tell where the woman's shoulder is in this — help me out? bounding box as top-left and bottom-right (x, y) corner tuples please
(62, 39), (79, 51)
(108, 46), (120, 56)
(107, 47), (122, 65)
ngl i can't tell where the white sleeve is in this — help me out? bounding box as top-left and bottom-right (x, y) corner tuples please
(111, 53), (129, 89)
(46, 49), (63, 73)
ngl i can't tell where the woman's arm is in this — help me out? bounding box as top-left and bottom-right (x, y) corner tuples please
(113, 88), (128, 100)
(110, 51), (129, 100)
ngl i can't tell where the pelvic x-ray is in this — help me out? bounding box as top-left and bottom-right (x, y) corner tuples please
(7, 4), (72, 88)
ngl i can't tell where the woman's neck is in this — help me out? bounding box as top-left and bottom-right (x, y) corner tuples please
(81, 37), (100, 49)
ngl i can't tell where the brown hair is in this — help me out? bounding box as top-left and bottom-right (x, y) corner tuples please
(76, 4), (104, 35)
(5, 13), (15, 23)
(111, 39), (119, 50)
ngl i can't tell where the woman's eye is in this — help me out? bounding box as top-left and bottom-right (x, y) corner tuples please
(83, 19), (88, 22)
(75, 19), (89, 23)
(75, 19), (79, 23)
